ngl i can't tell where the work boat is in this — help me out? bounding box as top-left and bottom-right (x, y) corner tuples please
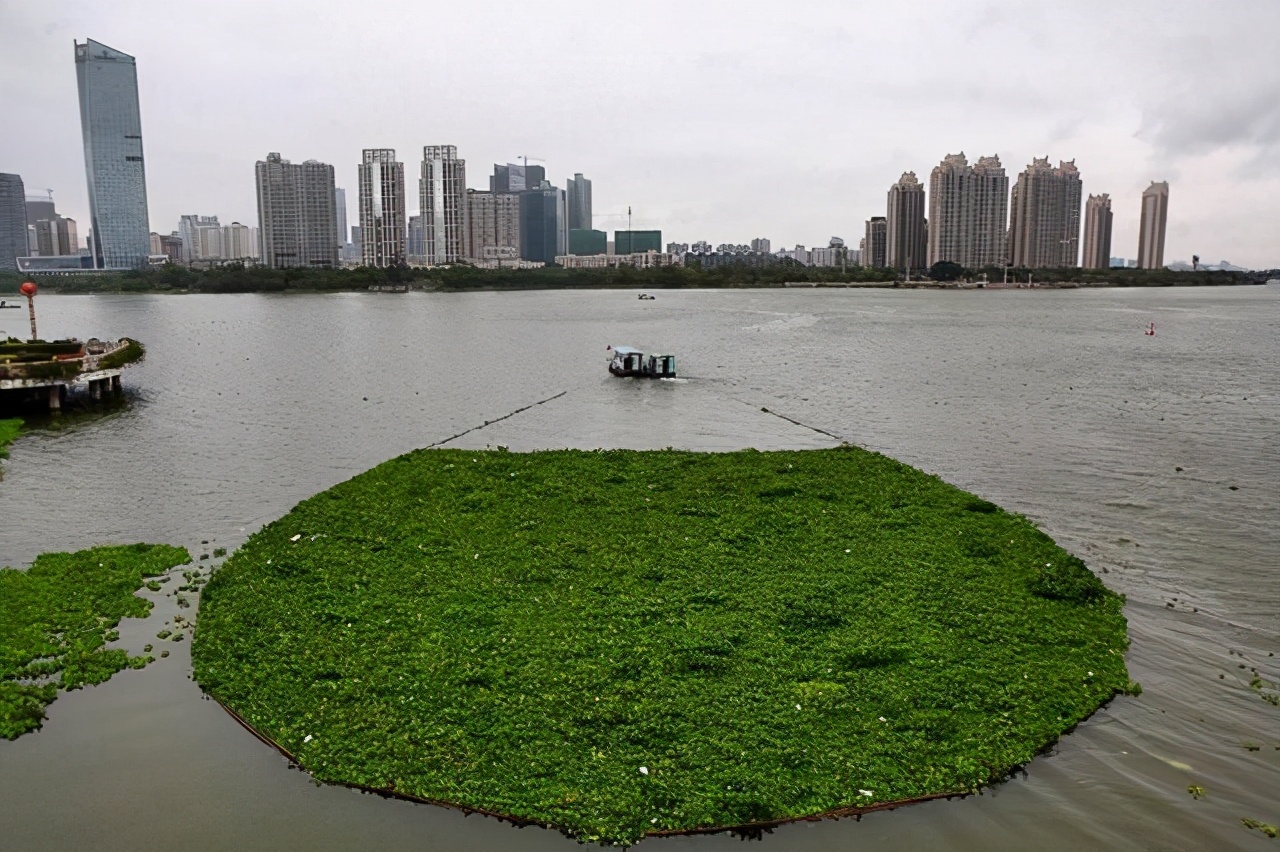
(608, 345), (676, 378)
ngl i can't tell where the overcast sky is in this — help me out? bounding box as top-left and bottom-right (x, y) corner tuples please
(2, 0), (1278, 267)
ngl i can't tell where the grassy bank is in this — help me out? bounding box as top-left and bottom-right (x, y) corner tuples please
(193, 447), (1131, 844)
(1, 543), (192, 738)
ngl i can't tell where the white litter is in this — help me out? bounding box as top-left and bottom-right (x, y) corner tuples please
(639, 766), (649, 776)
(290, 534), (301, 542)
(859, 789), (873, 797)
(304, 734), (313, 743)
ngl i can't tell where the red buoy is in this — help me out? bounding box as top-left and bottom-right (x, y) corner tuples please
(20, 281), (37, 297)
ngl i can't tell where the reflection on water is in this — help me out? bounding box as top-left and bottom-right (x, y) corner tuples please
(1, 287), (1276, 851)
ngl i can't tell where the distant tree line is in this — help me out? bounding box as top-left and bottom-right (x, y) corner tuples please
(0, 262), (1267, 295)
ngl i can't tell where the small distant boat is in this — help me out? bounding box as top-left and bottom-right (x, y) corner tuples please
(607, 345), (676, 378)
(1144, 322), (1156, 336)
(637, 293), (655, 300)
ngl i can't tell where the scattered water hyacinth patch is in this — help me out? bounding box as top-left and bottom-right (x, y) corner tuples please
(192, 447), (1130, 845)
(1, 543), (192, 738)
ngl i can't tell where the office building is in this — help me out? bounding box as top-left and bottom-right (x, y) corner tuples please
(750, 237), (771, 253)
(1081, 194), (1113, 270)
(928, 153), (1010, 268)
(520, 184), (567, 264)
(886, 172), (927, 271)
(568, 228), (607, 256)
(75, 39), (150, 269)
(614, 230), (662, 254)
(420, 146), (467, 265)
(1137, 181), (1169, 269)
(32, 218), (79, 257)
(358, 149), (406, 267)
(863, 217), (887, 268)
(334, 187), (347, 249)
(567, 173), (592, 232)
(19, 191), (81, 258)
(0, 174), (26, 271)
(407, 215), (425, 263)
(490, 163), (545, 193)
(255, 152), (339, 268)
(1008, 157), (1082, 268)
(465, 190), (521, 261)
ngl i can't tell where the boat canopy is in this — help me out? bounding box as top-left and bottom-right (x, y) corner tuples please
(610, 346), (643, 356)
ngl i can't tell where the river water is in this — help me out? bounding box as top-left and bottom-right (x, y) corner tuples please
(1, 287), (1276, 850)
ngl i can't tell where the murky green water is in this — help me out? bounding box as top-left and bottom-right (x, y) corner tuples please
(1, 287), (1276, 850)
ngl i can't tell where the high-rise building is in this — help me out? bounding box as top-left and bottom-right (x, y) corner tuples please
(334, 187), (347, 249)
(490, 163), (545, 194)
(927, 153), (1009, 269)
(863, 217), (887, 268)
(358, 149), (406, 267)
(567, 173), (592, 232)
(490, 163), (521, 192)
(1081, 194), (1113, 270)
(158, 232), (183, 263)
(75, 39), (150, 269)
(614, 230), (662, 254)
(750, 237), (771, 253)
(520, 184), (567, 263)
(420, 146), (467, 265)
(1008, 157), (1082, 268)
(255, 152), (339, 269)
(970, 156), (1009, 268)
(178, 214), (222, 261)
(407, 215), (425, 263)
(221, 222), (259, 261)
(465, 190), (521, 261)
(25, 194), (56, 228)
(1137, 181), (1169, 269)
(20, 192), (81, 258)
(0, 173), (26, 271)
(886, 172), (927, 271)
(928, 154), (969, 268)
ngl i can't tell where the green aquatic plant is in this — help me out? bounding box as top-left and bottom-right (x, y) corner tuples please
(193, 447), (1130, 845)
(0, 418), (21, 460)
(1242, 818), (1278, 838)
(0, 543), (191, 738)
(95, 338), (145, 370)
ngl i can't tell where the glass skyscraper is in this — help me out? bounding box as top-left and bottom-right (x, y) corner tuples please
(75, 39), (150, 270)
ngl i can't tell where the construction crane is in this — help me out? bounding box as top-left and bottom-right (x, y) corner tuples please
(516, 155), (545, 168)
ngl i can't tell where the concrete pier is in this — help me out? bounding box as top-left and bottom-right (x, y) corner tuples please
(1, 369), (123, 413)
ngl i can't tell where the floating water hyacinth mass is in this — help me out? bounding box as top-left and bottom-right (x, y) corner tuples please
(192, 447), (1131, 845)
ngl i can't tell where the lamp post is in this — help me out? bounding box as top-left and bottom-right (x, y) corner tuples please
(20, 281), (37, 341)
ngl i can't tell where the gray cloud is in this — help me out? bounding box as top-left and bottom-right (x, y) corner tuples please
(1, 0), (1277, 267)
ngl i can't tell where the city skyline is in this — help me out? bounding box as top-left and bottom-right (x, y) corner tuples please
(2, 2), (1277, 269)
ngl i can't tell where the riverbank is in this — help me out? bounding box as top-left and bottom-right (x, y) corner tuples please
(193, 446), (1132, 845)
(2, 265), (1268, 296)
